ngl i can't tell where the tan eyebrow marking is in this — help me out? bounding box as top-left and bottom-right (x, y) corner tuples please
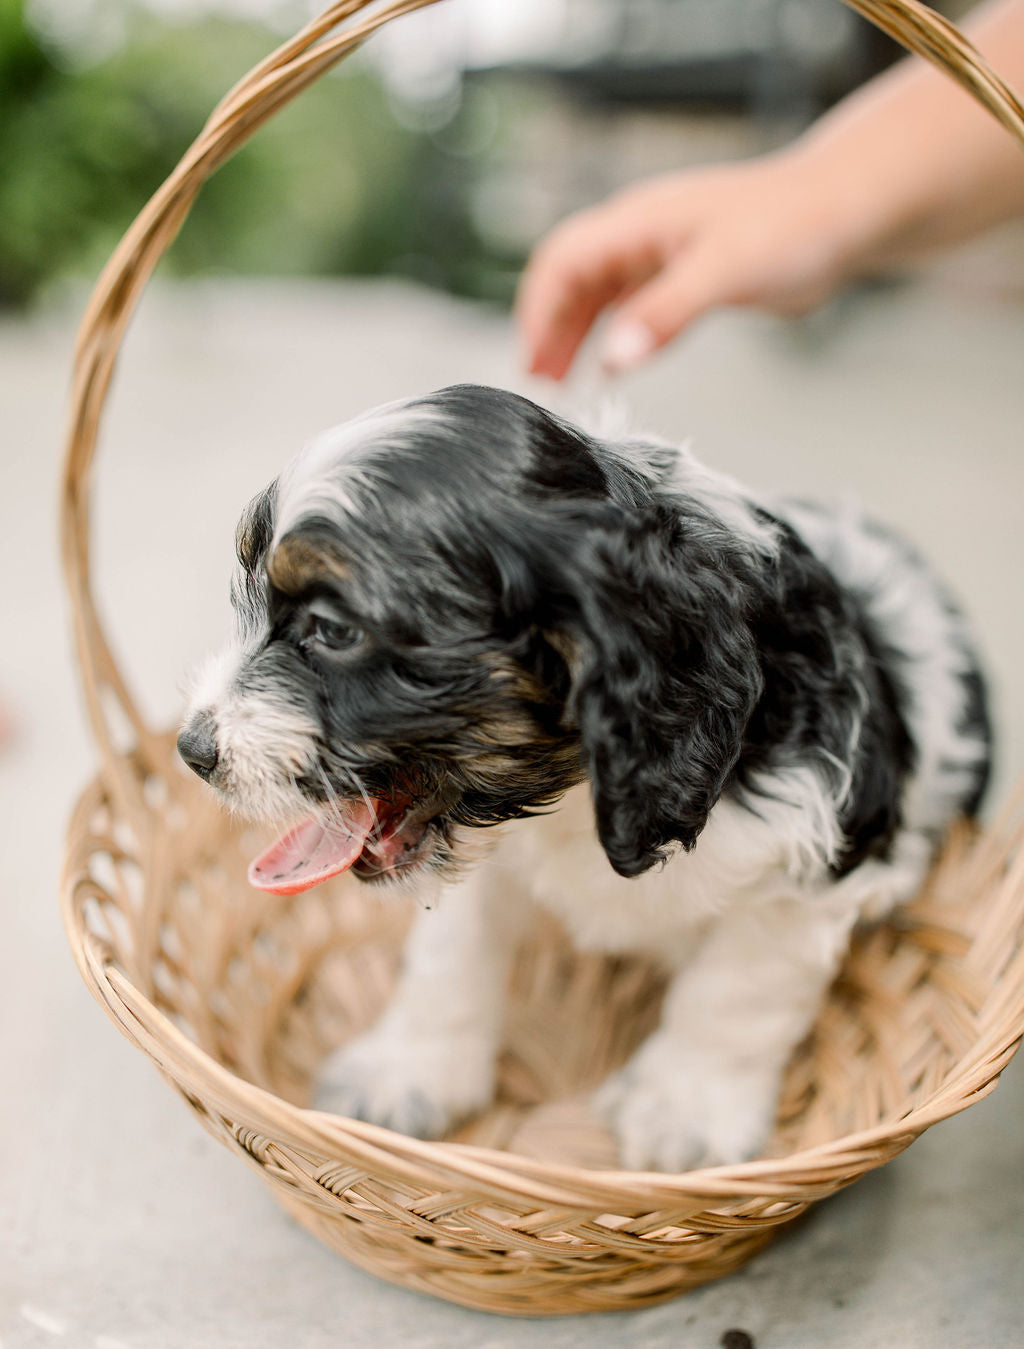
(267, 533), (350, 594)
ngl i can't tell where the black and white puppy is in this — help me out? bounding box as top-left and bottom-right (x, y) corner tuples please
(179, 384), (990, 1169)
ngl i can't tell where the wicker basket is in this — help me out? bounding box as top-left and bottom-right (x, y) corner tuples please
(61, 0), (1024, 1317)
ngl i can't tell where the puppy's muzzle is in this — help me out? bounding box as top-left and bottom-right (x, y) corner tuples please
(178, 711), (219, 782)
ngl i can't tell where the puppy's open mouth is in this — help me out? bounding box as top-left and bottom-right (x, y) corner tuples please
(247, 795), (432, 895)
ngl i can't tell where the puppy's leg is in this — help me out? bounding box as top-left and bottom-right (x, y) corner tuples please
(597, 890), (864, 1171)
(317, 871), (524, 1138)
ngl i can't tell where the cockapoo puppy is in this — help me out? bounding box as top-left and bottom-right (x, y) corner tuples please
(178, 384), (989, 1169)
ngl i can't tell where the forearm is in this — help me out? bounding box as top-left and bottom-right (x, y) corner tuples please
(788, 0), (1024, 277)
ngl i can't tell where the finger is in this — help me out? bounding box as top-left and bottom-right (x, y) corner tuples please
(517, 211), (660, 379)
(525, 263), (653, 381)
(600, 252), (726, 372)
(526, 288), (610, 381)
(519, 248), (639, 379)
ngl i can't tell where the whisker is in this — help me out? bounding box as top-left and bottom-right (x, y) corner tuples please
(314, 762), (382, 839)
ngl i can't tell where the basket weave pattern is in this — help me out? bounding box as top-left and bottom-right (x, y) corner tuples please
(61, 0), (1024, 1316)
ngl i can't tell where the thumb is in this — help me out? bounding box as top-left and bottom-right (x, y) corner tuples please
(600, 256), (725, 372)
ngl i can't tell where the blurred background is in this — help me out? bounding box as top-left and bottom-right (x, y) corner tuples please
(1, 0), (919, 310)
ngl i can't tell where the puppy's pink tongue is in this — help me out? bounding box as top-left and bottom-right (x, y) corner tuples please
(248, 803), (378, 895)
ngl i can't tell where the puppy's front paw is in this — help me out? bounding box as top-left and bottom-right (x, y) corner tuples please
(316, 1020), (496, 1139)
(595, 1032), (779, 1171)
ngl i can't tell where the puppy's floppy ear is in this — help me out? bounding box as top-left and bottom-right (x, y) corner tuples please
(547, 501), (764, 878)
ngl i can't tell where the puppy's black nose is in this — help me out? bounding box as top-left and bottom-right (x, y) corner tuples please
(177, 712), (219, 782)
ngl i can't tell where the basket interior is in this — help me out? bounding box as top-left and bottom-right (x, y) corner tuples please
(71, 732), (1015, 1174)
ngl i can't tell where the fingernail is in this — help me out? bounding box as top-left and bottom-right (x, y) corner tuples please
(601, 320), (656, 373)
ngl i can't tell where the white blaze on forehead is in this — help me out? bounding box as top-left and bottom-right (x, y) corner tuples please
(273, 396), (443, 544)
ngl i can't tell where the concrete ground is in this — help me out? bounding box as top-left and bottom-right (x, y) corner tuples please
(1, 272), (1023, 1348)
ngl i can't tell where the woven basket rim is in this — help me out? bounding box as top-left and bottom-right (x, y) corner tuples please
(62, 758), (1024, 1209)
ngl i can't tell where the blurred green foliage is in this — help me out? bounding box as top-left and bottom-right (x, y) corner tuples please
(0, 0), (489, 307)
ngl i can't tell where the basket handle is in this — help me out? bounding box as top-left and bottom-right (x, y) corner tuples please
(61, 0), (1024, 800)
(846, 0), (1024, 143)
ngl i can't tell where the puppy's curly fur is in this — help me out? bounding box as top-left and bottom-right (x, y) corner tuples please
(180, 384), (990, 1169)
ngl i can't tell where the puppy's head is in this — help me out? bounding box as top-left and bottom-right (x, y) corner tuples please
(178, 385), (765, 891)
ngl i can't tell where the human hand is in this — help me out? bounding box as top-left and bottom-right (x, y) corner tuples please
(516, 148), (860, 380)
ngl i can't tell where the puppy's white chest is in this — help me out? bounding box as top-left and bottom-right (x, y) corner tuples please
(492, 774), (840, 963)
(497, 786), (715, 961)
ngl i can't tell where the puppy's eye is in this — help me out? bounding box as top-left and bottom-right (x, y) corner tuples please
(304, 612), (365, 653)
